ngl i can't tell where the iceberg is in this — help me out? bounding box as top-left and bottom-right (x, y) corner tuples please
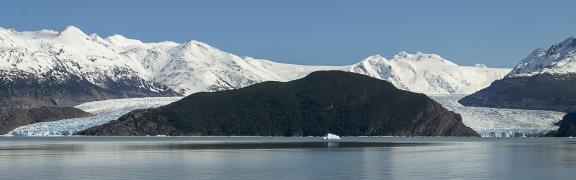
(322, 133), (341, 140)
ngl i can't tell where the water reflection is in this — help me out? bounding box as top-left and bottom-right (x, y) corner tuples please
(122, 141), (434, 151)
(0, 137), (575, 180)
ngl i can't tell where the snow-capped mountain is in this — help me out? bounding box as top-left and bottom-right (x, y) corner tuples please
(0, 26), (165, 89)
(348, 52), (509, 94)
(0, 26), (179, 109)
(125, 39), (343, 94)
(507, 36), (576, 77)
(117, 37), (508, 95)
(460, 36), (576, 112)
(0, 26), (509, 108)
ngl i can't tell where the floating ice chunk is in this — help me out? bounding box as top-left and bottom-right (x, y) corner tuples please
(322, 133), (341, 140)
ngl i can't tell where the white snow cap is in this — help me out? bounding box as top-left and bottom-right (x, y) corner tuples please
(394, 51), (445, 61)
(508, 36), (576, 77)
(348, 52), (509, 94)
(105, 34), (144, 48)
(0, 26), (509, 95)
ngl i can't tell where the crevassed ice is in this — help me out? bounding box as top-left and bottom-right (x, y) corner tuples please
(6, 97), (182, 136)
(7, 95), (563, 137)
(430, 95), (566, 137)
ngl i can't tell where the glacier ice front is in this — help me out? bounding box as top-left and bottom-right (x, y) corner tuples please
(430, 95), (566, 137)
(6, 94), (566, 137)
(6, 97), (182, 136)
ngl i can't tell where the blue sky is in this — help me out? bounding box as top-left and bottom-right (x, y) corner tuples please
(1, 0), (575, 67)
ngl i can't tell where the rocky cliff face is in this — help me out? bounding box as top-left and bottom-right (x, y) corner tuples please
(78, 71), (479, 137)
(0, 106), (91, 134)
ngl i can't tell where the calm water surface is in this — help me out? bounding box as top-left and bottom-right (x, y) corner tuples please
(0, 137), (575, 180)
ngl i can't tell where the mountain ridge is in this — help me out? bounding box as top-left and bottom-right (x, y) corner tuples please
(0, 26), (509, 109)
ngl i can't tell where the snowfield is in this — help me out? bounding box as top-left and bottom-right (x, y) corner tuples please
(6, 97), (182, 136)
(348, 53), (509, 94)
(430, 95), (566, 137)
(0, 26), (509, 95)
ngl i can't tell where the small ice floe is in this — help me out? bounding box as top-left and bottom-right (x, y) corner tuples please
(321, 133), (341, 140)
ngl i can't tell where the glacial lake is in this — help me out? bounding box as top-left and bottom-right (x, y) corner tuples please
(1, 137), (575, 179)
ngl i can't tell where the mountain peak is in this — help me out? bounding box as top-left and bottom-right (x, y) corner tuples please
(56, 26), (89, 43)
(77, 68), (479, 137)
(60, 26), (87, 37)
(182, 40), (213, 50)
(105, 34), (143, 48)
(508, 36), (576, 77)
(362, 54), (387, 62)
(391, 51), (449, 65)
(106, 34), (127, 40)
(393, 51), (410, 59)
(177, 40), (221, 56)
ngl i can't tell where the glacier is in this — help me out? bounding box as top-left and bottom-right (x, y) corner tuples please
(7, 95), (566, 137)
(6, 97), (182, 136)
(430, 95), (566, 137)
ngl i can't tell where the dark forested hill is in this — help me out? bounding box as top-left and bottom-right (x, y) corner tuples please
(78, 71), (478, 137)
(459, 74), (576, 113)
